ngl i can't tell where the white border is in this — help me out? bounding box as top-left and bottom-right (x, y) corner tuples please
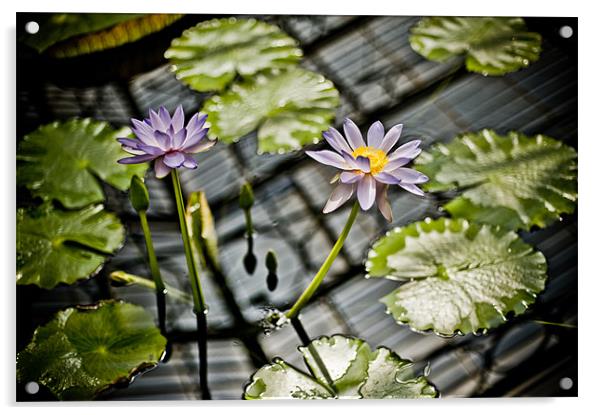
(2, 1), (598, 414)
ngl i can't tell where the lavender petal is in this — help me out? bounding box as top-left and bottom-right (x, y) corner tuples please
(171, 105), (185, 132)
(137, 144), (165, 156)
(154, 157), (172, 179)
(172, 128), (187, 148)
(324, 127), (353, 155)
(117, 138), (140, 148)
(367, 121), (385, 147)
(158, 107), (172, 129)
(376, 182), (392, 222)
(153, 131), (171, 150)
(340, 171), (364, 184)
(392, 168), (429, 184)
(343, 118), (365, 150)
(117, 154), (156, 164)
(355, 156), (371, 173)
(374, 172), (401, 185)
(182, 154), (198, 169)
(380, 124), (403, 154)
(400, 183), (425, 197)
(357, 174), (376, 210)
(383, 157), (411, 171)
(389, 140), (421, 161)
(149, 109), (167, 132)
(306, 150), (348, 169)
(183, 137), (217, 153)
(323, 183), (355, 214)
(163, 151), (186, 168)
(181, 127), (209, 149)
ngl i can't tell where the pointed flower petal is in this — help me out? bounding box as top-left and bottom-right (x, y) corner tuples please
(367, 121), (385, 147)
(380, 124), (403, 154)
(400, 183), (425, 196)
(154, 157), (172, 178)
(374, 172), (401, 185)
(323, 183), (355, 213)
(393, 168), (429, 184)
(171, 105), (185, 132)
(340, 171), (364, 184)
(343, 118), (365, 150)
(355, 156), (371, 173)
(357, 175), (376, 210)
(183, 137), (216, 154)
(306, 150), (348, 169)
(376, 182), (392, 222)
(324, 127), (353, 155)
(118, 154), (156, 164)
(163, 151), (186, 168)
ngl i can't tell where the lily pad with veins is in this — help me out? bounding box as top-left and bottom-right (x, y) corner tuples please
(165, 18), (303, 92)
(17, 300), (167, 400)
(17, 204), (124, 289)
(17, 118), (147, 209)
(414, 129), (578, 230)
(202, 67), (340, 154)
(409, 17), (542, 76)
(244, 335), (437, 399)
(366, 217), (548, 336)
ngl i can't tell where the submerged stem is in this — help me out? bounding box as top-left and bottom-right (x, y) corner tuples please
(286, 202), (360, 319)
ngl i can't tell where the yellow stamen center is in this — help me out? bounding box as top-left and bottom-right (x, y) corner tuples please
(351, 146), (388, 174)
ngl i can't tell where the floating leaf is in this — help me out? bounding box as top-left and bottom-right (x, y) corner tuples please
(244, 335), (437, 399)
(17, 300), (167, 400)
(17, 205), (124, 289)
(414, 130), (577, 230)
(17, 119), (148, 209)
(409, 17), (542, 75)
(165, 18), (302, 92)
(186, 191), (220, 270)
(21, 13), (142, 53)
(366, 218), (547, 336)
(47, 14), (183, 58)
(202, 68), (340, 153)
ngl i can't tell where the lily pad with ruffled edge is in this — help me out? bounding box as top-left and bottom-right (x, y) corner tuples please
(17, 204), (124, 289)
(17, 300), (167, 400)
(17, 118), (148, 209)
(244, 335), (437, 399)
(202, 67), (340, 154)
(366, 217), (548, 336)
(409, 17), (542, 76)
(414, 129), (578, 230)
(165, 18), (303, 92)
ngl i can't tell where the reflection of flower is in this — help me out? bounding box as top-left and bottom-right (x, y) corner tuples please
(307, 118), (428, 221)
(117, 106), (216, 178)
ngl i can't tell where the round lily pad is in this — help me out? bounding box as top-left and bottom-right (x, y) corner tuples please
(409, 17), (542, 76)
(244, 335), (437, 399)
(414, 129), (578, 230)
(17, 204), (125, 289)
(17, 118), (148, 209)
(165, 18), (303, 92)
(366, 217), (548, 336)
(202, 67), (340, 154)
(17, 300), (167, 400)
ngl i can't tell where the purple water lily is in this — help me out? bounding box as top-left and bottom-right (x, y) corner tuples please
(117, 105), (216, 179)
(306, 118), (428, 222)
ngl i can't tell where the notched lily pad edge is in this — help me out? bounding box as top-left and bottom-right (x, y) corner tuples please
(243, 333), (439, 399)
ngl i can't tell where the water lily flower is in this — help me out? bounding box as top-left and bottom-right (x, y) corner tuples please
(306, 118), (428, 221)
(117, 105), (216, 178)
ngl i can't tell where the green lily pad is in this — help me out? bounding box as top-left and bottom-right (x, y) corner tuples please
(21, 13), (143, 53)
(17, 300), (167, 400)
(186, 191), (220, 270)
(47, 14), (184, 58)
(17, 118), (148, 209)
(414, 130), (578, 230)
(409, 17), (542, 75)
(165, 18), (303, 92)
(17, 204), (124, 289)
(244, 335), (437, 399)
(366, 217), (548, 336)
(202, 67), (340, 154)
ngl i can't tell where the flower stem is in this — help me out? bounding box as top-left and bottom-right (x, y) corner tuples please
(171, 170), (206, 314)
(138, 210), (167, 336)
(286, 201), (360, 319)
(171, 169), (211, 400)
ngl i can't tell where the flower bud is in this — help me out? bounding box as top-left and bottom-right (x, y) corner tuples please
(239, 182), (255, 210)
(129, 175), (150, 212)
